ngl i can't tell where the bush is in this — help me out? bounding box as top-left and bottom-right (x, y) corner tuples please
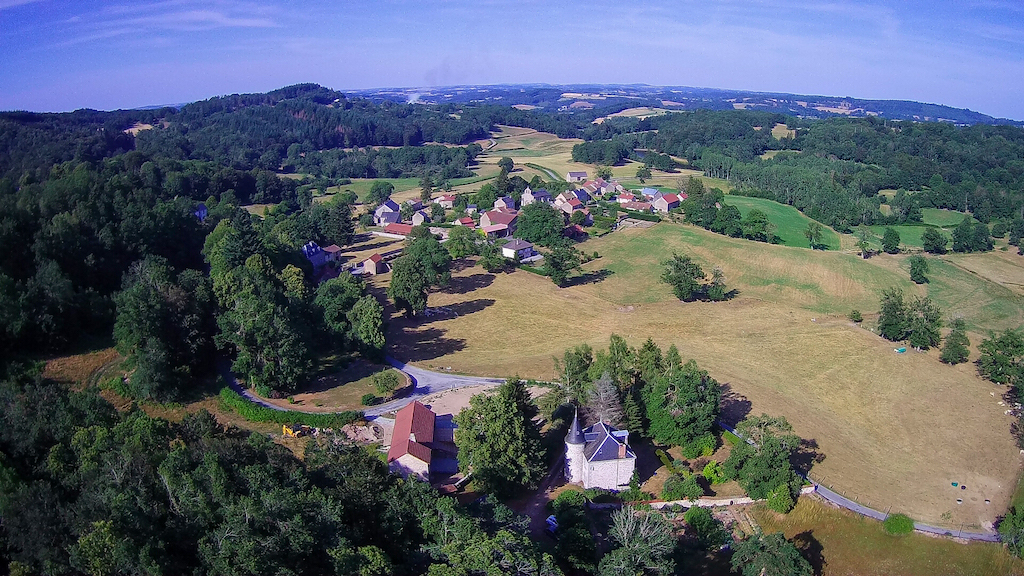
(766, 485), (795, 513)
(883, 513), (915, 535)
(682, 433), (717, 459)
(372, 370), (401, 397)
(684, 506), (731, 550)
(703, 461), (726, 484)
(218, 387), (362, 428)
(848, 309), (863, 322)
(361, 393), (379, 406)
(662, 473), (704, 501)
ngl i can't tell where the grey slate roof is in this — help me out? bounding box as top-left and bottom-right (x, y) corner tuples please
(565, 410), (585, 445)
(581, 422), (635, 462)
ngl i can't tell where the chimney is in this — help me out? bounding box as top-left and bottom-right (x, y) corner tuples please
(618, 442), (626, 459)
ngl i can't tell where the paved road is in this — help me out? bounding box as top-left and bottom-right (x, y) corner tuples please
(218, 357), (503, 418)
(365, 357), (504, 416)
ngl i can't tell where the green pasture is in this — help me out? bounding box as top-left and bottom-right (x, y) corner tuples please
(726, 195), (841, 250)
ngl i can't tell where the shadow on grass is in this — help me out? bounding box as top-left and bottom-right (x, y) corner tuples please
(718, 383), (752, 428)
(301, 359), (392, 394)
(792, 438), (826, 475)
(417, 298), (496, 324)
(792, 530), (826, 576)
(443, 273), (495, 295)
(564, 268), (614, 287)
(350, 239), (402, 254)
(389, 326), (467, 363)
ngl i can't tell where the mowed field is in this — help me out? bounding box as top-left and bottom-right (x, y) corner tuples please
(377, 222), (1024, 528)
(754, 497), (1024, 576)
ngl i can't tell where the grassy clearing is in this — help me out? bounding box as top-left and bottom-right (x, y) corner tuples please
(324, 177), (420, 202)
(379, 223), (1020, 526)
(752, 497), (1024, 576)
(923, 208), (973, 228)
(771, 123), (796, 139)
(856, 224), (941, 250)
(726, 196), (841, 250)
(43, 347), (121, 387)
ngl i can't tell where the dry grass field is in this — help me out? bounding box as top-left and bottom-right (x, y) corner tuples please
(753, 497), (1024, 576)
(377, 222), (1024, 528)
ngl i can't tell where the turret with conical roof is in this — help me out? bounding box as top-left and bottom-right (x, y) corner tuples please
(565, 409), (585, 444)
(564, 407), (586, 483)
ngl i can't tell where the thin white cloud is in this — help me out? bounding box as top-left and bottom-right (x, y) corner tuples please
(0, 0), (43, 11)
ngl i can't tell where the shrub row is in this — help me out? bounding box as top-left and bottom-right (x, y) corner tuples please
(518, 264), (550, 277)
(622, 209), (661, 222)
(218, 387), (363, 428)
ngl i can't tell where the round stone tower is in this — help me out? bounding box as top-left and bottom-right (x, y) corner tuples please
(564, 408), (586, 484)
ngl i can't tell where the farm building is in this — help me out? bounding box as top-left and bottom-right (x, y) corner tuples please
(564, 411), (636, 490)
(323, 244), (343, 262)
(433, 194), (456, 208)
(383, 223), (415, 237)
(454, 217), (476, 228)
(387, 401), (458, 481)
(479, 209), (518, 237)
(653, 194), (681, 213)
(565, 171), (588, 182)
(373, 199), (401, 225)
(363, 253), (387, 275)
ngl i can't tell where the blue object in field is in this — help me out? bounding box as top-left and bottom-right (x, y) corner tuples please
(895, 347), (907, 353)
(952, 482), (958, 487)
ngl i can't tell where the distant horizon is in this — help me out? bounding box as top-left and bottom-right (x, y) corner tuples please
(5, 81), (1017, 124)
(3, 1), (1023, 120)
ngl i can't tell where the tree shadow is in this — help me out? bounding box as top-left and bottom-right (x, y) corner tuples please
(630, 439), (666, 485)
(791, 438), (826, 475)
(718, 383), (752, 428)
(451, 257), (478, 273)
(417, 299), (496, 324)
(301, 358), (386, 394)
(564, 269), (613, 287)
(388, 326), (467, 363)
(443, 273), (495, 295)
(792, 530), (826, 576)
(349, 239), (401, 253)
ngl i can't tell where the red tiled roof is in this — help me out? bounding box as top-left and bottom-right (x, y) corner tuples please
(622, 201), (653, 211)
(662, 194), (679, 203)
(483, 209), (517, 225)
(567, 199), (582, 207)
(678, 192), (688, 200)
(388, 401), (435, 465)
(324, 244), (343, 253)
(383, 223), (414, 236)
(367, 253), (382, 263)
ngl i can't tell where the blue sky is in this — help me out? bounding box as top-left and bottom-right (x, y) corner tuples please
(2, 0), (1024, 119)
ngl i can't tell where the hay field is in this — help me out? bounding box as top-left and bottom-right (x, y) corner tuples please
(380, 223), (1023, 527)
(771, 123), (796, 139)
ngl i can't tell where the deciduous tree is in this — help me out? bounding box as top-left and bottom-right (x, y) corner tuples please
(454, 378), (545, 497)
(731, 532), (812, 576)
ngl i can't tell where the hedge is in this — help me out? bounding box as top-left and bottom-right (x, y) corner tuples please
(622, 210), (661, 222)
(218, 387), (363, 428)
(518, 264), (550, 277)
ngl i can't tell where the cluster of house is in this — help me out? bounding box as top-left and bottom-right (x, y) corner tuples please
(615, 187), (685, 214)
(385, 399), (637, 492)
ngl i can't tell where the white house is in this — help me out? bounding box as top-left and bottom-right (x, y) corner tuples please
(373, 199), (401, 226)
(501, 239), (535, 260)
(521, 188), (553, 206)
(653, 193), (681, 213)
(494, 196), (516, 210)
(566, 171), (588, 182)
(411, 210), (431, 226)
(565, 411), (636, 490)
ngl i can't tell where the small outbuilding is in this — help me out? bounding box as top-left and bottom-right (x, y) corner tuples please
(363, 253), (388, 275)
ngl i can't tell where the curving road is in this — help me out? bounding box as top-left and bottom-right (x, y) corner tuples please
(218, 357), (503, 419)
